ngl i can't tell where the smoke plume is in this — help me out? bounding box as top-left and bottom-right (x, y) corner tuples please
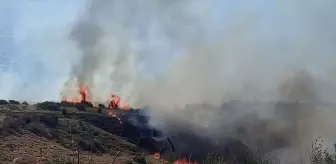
(3, 0), (335, 162)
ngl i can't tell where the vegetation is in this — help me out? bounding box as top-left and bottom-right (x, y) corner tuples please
(61, 107), (68, 115)
(8, 100), (20, 105)
(0, 99), (9, 105)
(21, 101), (29, 105)
(2, 104), (336, 164)
(23, 139), (336, 164)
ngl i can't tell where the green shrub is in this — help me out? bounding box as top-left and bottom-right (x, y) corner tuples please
(8, 100), (20, 105)
(21, 101), (29, 105)
(0, 100), (8, 105)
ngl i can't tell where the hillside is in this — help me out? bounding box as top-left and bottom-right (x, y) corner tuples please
(0, 101), (162, 164)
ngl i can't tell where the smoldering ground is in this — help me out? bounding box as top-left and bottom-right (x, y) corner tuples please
(60, 0), (336, 163)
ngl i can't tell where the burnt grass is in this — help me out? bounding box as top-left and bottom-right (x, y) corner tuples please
(0, 101), (336, 164)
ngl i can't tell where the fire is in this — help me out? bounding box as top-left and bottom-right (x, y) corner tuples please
(153, 152), (160, 159)
(62, 87), (130, 111)
(79, 87), (89, 102)
(62, 86), (130, 123)
(62, 86), (91, 104)
(174, 159), (198, 164)
(108, 110), (123, 124)
(108, 94), (130, 110)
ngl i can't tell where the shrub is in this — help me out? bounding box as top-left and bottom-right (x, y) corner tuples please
(75, 103), (86, 112)
(98, 104), (105, 108)
(311, 138), (336, 164)
(97, 108), (102, 113)
(8, 100), (20, 105)
(26, 121), (51, 138)
(37, 101), (61, 111)
(0, 100), (8, 105)
(21, 101), (29, 105)
(61, 101), (74, 107)
(61, 108), (68, 115)
(38, 114), (59, 128)
(132, 155), (147, 164)
(80, 101), (94, 108)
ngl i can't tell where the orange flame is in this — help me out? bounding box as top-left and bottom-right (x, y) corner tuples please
(79, 87), (88, 102)
(174, 159), (198, 164)
(62, 86), (131, 114)
(62, 87), (91, 104)
(108, 94), (130, 110)
(153, 152), (160, 159)
(108, 110), (123, 124)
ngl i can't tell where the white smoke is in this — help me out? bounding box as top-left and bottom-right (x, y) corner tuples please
(1, 0), (336, 162)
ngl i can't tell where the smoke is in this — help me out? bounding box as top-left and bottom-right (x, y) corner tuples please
(64, 0), (336, 160)
(1, 0), (336, 162)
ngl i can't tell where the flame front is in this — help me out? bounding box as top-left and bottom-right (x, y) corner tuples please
(62, 86), (130, 124)
(62, 87), (130, 111)
(174, 159), (198, 164)
(62, 86), (91, 104)
(108, 94), (130, 110)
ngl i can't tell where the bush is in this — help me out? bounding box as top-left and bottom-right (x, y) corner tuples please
(98, 104), (105, 108)
(21, 101), (29, 105)
(38, 115), (59, 128)
(311, 138), (336, 164)
(60, 101), (74, 107)
(97, 108), (102, 113)
(78, 137), (106, 153)
(8, 100), (20, 105)
(75, 103), (86, 111)
(37, 101), (61, 111)
(0, 100), (8, 105)
(26, 121), (51, 137)
(132, 155), (147, 164)
(61, 108), (68, 115)
(80, 101), (94, 108)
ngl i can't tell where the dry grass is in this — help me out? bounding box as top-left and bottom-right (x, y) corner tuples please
(2, 104), (336, 164)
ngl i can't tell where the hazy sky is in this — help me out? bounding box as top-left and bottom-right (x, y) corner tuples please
(0, 0), (335, 102)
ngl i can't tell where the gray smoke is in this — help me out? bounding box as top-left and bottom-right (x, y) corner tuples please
(65, 0), (336, 162)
